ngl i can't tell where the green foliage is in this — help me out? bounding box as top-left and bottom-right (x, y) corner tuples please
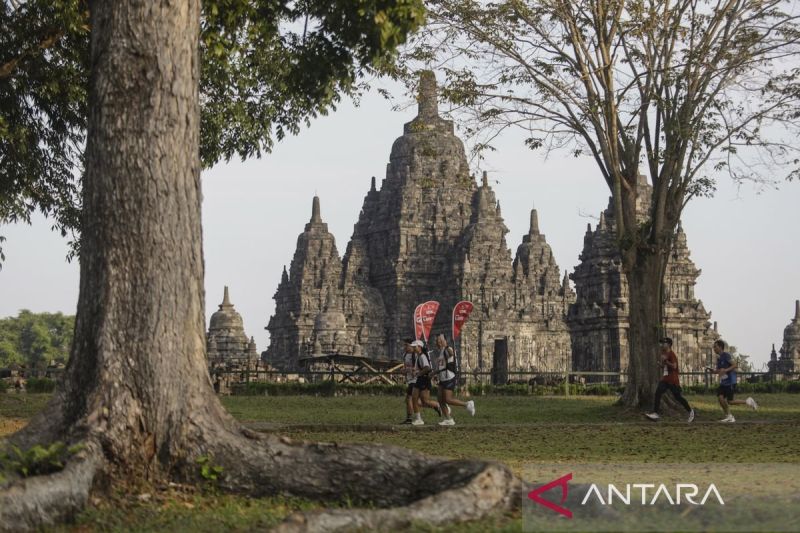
(466, 382), (624, 396)
(0, 310), (74, 370)
(686, 380), (800, 395)
(0, 441), (83, 478)
(235, 380), (406, 396)
(1, 0), (425, 261)
(25, 377), (57, 393)
(0, 380), (6, 394)
(196, 455), (224, 483)
(200, 0), (425, 166)
(0, 0), (88, 262)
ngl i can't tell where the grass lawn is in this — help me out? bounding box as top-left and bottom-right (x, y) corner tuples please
(2, 392), (800, 532)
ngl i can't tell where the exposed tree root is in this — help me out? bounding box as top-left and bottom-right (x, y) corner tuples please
(274, 461), (520, 532)
(0, 421), (522, 532)
(201, 425), (522, 529)
(0, 440), (102, 532)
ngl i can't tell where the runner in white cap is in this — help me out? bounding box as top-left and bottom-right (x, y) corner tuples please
(410, 340), (442, 425)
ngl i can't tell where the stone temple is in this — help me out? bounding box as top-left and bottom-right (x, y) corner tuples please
(769, 300), (800, 375)
(265, 71), (719, 379)
(207, 286), (259, 365)
(569, 181), (720, 377)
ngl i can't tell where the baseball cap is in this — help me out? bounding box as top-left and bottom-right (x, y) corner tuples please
(410, 340), (424, 347)
(660, 337), (673, 346)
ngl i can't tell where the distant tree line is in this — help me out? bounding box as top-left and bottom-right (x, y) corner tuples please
(0, 311), (74, 371)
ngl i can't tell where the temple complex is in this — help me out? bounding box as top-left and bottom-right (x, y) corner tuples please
(263, 71), (721, 379)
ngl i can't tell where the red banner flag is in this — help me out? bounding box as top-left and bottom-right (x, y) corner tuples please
(418, 301), (440, 342)
(452, 300), (475, 340)
(413, 303), (424, 340)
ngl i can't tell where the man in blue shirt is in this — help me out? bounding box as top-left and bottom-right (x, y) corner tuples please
(712, 339), (758, 423)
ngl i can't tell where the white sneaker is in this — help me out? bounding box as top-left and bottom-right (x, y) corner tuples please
(466, 400), (476, 417)
(746, 397), (758, 411)
(645, 412), (660, 421)
(687, 409), (695, 423)
(438, 418), (455, 426)
(719, 414), (736, 423)
(411, 417), (424, 426)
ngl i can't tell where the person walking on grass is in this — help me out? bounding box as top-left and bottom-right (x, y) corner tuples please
(712, 339), (758, 423)
(411, 340), (442, 426)
(400, 338), (418, 425)
(433, 334), (474, 426)
(645, 337), (695, 423)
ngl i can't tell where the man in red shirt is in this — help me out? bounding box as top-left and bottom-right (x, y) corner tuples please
(645, 338), (695, 423)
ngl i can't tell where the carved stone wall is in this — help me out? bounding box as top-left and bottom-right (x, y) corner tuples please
(265, 71), (719, 379)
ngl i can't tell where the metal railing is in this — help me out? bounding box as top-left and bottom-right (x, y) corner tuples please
(212, 368), (800, 395)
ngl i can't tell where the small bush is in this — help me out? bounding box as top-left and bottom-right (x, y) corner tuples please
(0, 380), (8, 394)
(685, 380), (800, 395)
(0, 442), (83, 478)
(234, 381), (406, 397)
(25, 378), (56, 393)
(582, 384), (623, 396)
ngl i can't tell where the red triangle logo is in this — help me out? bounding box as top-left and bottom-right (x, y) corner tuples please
(528, 472), (573, 518)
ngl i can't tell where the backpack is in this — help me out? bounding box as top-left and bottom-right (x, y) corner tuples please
(437, 346), (459, 380)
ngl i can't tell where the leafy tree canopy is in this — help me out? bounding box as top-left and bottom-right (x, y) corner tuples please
(0, 0), (425, 261)
(0, 310), (74, 370)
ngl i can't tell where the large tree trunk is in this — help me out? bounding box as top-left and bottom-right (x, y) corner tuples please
(0, 2), (520, 530)
(621, 251), (668, 408)
(616, 176), (676, 409)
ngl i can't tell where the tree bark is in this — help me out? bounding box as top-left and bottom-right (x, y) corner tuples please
(621, 251), (667, 408)
(617, 178), (675, 409)
(0, 1), (520, 530)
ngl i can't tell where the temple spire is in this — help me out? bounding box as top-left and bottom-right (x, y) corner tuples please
(478, 188), (489, 214)
(482, 171), (488, 187)
(795, 299), (800, 321)
(220, 286), (232, 309)
(530, 209), (540, 235)
(370, 176), (376, 192)
(311, 195), (322, 223)
(418, 70), (439, 119)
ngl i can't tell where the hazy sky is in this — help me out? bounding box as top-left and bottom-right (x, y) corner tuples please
(1, 79), (798, 369)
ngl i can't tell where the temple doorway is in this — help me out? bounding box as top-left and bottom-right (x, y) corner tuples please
(492, 338), (508, 385)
